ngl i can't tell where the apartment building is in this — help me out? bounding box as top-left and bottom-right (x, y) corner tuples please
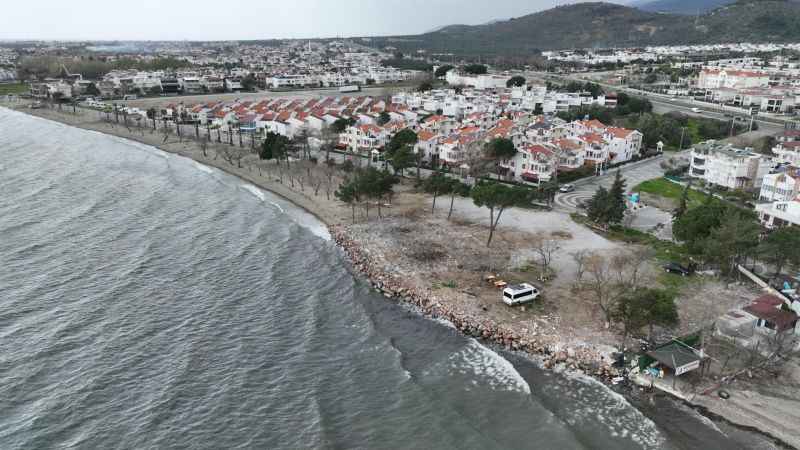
(772, 141), (800, 166)
(756, 199), (800, 228)
(759, 167), (800, 202)
(689, 141), (772, 190)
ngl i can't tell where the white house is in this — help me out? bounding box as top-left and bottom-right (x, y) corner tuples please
(420, 115), (458, 135)
(339, 124), (388, 154)
(445, 71), (510, 90)
(603, 127), (644, 165)
(759, 168), (800, 202)
(503, 144), (558, 183)
(756, 198), (800, 228)
(180, 77), (203, 94)
(414, 130), (439, 162)
(553, 138), (586, 171)
(271, 74), (314, 89)
(690, 141), (772, 190)
(773, 142), (800, 166)
(697, 69), (770, 90)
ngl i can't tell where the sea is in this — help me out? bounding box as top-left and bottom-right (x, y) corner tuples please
(0, 107), (779, 449)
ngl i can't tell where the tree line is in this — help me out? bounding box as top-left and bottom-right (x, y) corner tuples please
(16, 56), (193, 81)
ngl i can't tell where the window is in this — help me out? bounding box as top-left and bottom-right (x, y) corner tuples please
(513, 290), (533, 300)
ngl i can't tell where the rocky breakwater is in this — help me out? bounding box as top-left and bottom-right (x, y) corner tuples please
(329, 225), (621, 382)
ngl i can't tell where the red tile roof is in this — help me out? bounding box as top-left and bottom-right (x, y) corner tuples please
(606, 127), (635, 139)
(525, 144), (554, 157)
(417, 130), (437, 141)
(744, 295), (797, 332)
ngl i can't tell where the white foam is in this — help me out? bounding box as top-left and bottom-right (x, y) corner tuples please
(546, 370), (666, 449)
(241, 184), (265, 202)
(237, 185), (330, 241)
(194, 162), (214, 174)
(148, 148), (169, 159)
(270, 201), (285, 213)
(448, 340), (531, 394)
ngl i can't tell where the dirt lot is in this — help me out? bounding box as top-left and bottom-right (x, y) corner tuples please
(345, 191), (642, 350)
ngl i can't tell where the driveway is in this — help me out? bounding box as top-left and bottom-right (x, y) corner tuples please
(553, 153), (679, 212)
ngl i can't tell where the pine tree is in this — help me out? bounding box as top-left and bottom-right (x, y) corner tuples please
(607, 170), (627, 224)
(587, 186), (611, 224)
(674, 182), (691, 219)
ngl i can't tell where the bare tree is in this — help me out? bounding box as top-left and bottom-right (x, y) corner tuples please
(216, 145), (247, 168)
(571, 250), (590, 286)
(581, 248), (655, 326)
(532, 235), (561, 276)
(584, 252), (618, 325)
(323, 159), (337, 200)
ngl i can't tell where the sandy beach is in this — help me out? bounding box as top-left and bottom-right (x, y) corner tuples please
(4, 101), (798, 449)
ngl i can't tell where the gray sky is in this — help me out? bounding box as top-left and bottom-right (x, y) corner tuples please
(0, 0), (628, 41)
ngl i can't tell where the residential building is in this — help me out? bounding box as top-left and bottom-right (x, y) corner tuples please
(759, 167), (800, 202)
(697, 69), (770, 90)
(689, 141), (772, 190)
(339, 124), (388, 154)
(772, 141), (800, 166)
(756, 198), (800, 228)
(415, 130), (439, 162)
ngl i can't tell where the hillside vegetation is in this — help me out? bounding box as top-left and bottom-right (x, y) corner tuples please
(370, 1), (800, 56)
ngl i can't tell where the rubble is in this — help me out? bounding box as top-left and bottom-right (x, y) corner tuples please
(330, 225), (621, 382)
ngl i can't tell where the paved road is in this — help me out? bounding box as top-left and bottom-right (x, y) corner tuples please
(553, 152), (686, 212)
(527, 71), (792, 134)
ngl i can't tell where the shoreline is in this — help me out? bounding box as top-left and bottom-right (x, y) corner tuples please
(4, 103), (795, 449)
(11, 104), (611, 373)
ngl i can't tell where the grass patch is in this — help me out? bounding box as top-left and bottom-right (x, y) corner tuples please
(634, 178), (706, 209)
(570, 214), (689, 262)
(571, 215), (700, 294)
(0, 83), (28, 95)
(432, 280), (458, 290)
(658, 270), (695, 296)
(606, 225), (690, 262)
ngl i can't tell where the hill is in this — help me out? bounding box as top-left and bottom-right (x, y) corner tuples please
(630, 0), (734, 14)
(369, 1), (800, 56)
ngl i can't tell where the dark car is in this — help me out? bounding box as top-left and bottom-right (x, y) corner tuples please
(663, 262), (692, 277)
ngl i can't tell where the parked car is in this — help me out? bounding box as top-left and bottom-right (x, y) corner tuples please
(559, 184), (575, 193)
(502, 283), (540, 306)
(663, 262), (692, 277)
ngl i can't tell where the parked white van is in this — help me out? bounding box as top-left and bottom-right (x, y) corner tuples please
(502, 283), (540, 306)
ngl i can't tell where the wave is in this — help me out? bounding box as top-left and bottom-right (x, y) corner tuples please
(194, 162), (214, 175)
(545, 368), (666, 449)
(270, 201), (285, 213)
(240, 184), (266, 202)
(449, 340), (531, 395)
